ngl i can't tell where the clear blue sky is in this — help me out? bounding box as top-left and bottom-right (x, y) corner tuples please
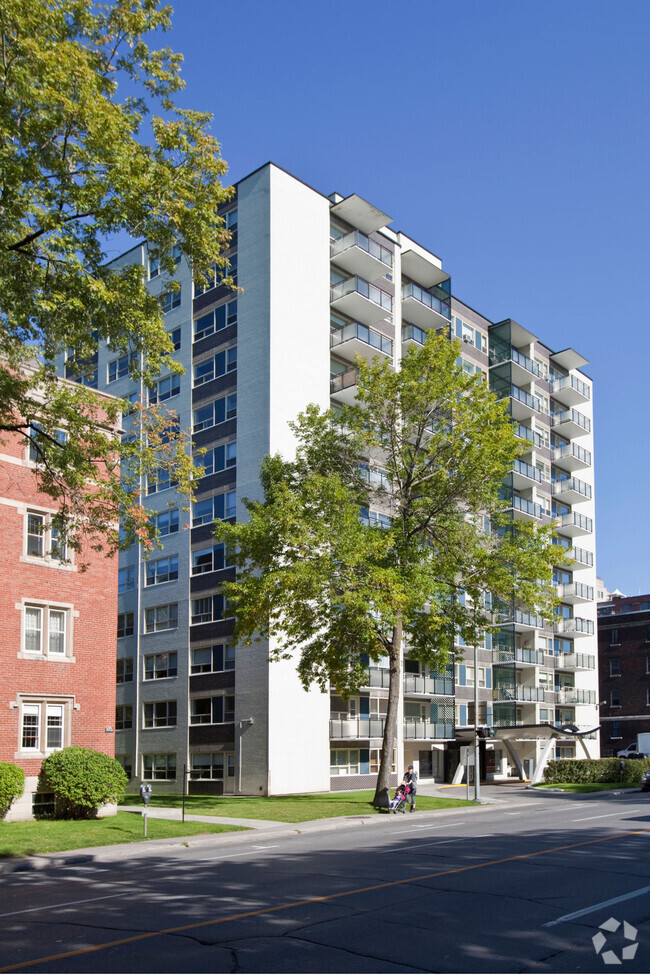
(123, 0), (650, 594)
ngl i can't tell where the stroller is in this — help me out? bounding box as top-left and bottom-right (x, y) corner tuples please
(389, 784), (410, 814)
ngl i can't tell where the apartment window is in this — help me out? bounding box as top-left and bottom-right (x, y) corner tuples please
(225, 209), (237, 232)
(197, 442), (237, 476)
(160, 288), (181, 313)
(144, 651), (178, 681)
(116, 755), (133, 779)
(190, 752), (235, 780)
(117, 612), (135, 638)
(193, 346), (237, 386)
(610, 690), (621, 708)
(609, 658), (621, 677)
(610, 628), (620, 646)
(330, 749), (361, 776)
(149, 253), (160, 279)
(359, 508), (391, 528)
(23, 604), (69, 656)
(143, 754), (176, 780)
(148, 374), (181, 404)
(554, 638), (573, 655)
(192, 490), (236, 526)
(190, 644), (235, 674)
(145, 555), (179, 587)
(191, 543), (233, 575)
(191, 594), (229, 625)
(193, 298), (238, 342)
(190, 695), (234, 725)
(116, 658), (133, 684)
(193, 393), (237, 432)
(145, 603), (178, 632)
(108, 353), (136, 384)
(168, 327), (181, 351)
(646, 656), (650, 674)
(118, 566), (136, 593)
(25, 511), (67, 562)
(146, 468), (178, 496)
(465, 666), (475, 687)
(115, 704), (133, 730)
(21, 701), (65, 752)
(151, 508), (180, 536)
(611, 722), (622, 739)
(647, 687), (650, 707)
(144, 701), (177, 728)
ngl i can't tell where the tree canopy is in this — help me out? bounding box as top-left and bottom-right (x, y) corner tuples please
(215, 331), (558, 803)
(0, 0), (232, 555)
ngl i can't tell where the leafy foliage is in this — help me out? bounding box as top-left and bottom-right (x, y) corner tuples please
(40, 747), (128, 819)
(216, 331), (558, 801)
(0, 762), (25, 817)
(0, 0), (232, 557)
(544, 758), (650, 785)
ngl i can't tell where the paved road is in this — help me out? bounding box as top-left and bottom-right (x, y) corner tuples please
(2, 790), (650, 973)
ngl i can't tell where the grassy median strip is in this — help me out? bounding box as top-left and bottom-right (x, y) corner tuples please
(120, 790), (476, 822)
(534, 782), (638, 794)
(0, 812), (246, 858)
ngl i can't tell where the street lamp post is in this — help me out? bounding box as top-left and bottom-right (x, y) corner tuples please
(474, 641), (480, 802)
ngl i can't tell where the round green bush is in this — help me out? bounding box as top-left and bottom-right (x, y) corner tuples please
(0, 763), (25, 818)
(40, 747), (128, 819)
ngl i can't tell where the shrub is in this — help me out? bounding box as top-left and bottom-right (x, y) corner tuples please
(0, 763), (25, 818)
(543, 757), (650, 785)
(40, 747), (128, 819)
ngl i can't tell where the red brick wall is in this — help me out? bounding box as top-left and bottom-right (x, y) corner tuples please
(0, 431), (118, 777)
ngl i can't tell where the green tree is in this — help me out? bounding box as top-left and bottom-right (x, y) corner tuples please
(215, 332), (558, 805)
(0, 0), (232, 556)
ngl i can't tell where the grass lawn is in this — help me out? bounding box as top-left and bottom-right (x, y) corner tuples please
(0, 812), (246, 859)
(120, 790), (476, 822)
(534, 782), (639, 794)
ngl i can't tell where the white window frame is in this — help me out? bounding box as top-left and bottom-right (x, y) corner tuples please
(142, 754), (177, 781)
(24, 509), (68, 564)
(21, 601), (72, 658)
(18, 697), (70, 754)
(144, 603), (179, 633)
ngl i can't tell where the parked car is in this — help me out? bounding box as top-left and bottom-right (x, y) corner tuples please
(640, 770), (650, 793)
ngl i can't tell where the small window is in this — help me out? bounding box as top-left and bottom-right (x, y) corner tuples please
(160, 288), (181, 313)
(610, 629), (620, 646)
(108, 353), (137, 384)
(193, 393), (237, 432)
(610, 690), (621, 707)
(143, 754), (176, 780)
(191, 644), (235, 674)
(609, 658), (621, 677)
(144, 701), (177, 728)
(193, 346), (237, 386)
(144, 651), (178, 681)
(145, 603), (178, 632)
(23, 604), (69, 657)
(145, 555), (179, 587)
(20, 701), (66, 753)
(611, 721), (622, 739)
(146, 468), (179, 496)
(116, 658), (133, 684)
(190, 594), (230, 625)
(115, 705), (133, 730)
(151, 508), (180, 536)
(148, 374), (181, 404)
(197, 442), (237, 477)
(116, 755), (133, 779)
(190, 695), (234, 725)
(117, 612), (135, 638)
(25, 511), (68, 562)
(169, 327), (181, 351)
(118, 566), (137, 593)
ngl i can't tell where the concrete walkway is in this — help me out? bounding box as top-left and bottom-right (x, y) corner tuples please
(120, 804), (287, 830)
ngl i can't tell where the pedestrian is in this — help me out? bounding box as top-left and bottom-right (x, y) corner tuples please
(403, 764), (418, 812)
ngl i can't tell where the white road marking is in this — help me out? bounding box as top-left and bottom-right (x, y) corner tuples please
(544, 884), (650, 927)
(0, 892), (130, 919)
(253, 845), (279, 849)
(572, 810), (639, 822)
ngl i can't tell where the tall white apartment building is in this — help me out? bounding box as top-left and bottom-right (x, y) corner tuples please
(72, 162), (598, 795)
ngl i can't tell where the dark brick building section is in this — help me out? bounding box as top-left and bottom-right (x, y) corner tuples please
(598, 594), (650, 756)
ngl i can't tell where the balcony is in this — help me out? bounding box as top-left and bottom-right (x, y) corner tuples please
(496, 608), (546, 631)
(494, 647), (544, 666)
(511, 494), (544, 520)
(491, 346), (542, 385)
(551, 374), (591, 407)
(330, 322), (393, 364)
(551, 407), (591, 438)
(402, 322), (428, 350)
(556, 652), (596, 671)
(554, 616), (595, 637)
(330, 230), (393, 280)
(403, 719), (454, 740)
(493, 685), (556, 704)
(556, 687), (597, 705)
(330, 276), (393, 325)
(512, 459), (546, 490)
(510, 384), (547, 421)
(401, 282), (451, 330)
(330, 368), (358, 405)
(558, 512), (593, 536)
(365, 666), (390, 689)
(571, 546), (594, 567)
(552, 442), (592, 472)
(329, 716), (386, 739)
(404, 673), (454, 696)
(552, 476), (592, 504)
(557, 581), (594, 604)
(515, 424), (547, 449)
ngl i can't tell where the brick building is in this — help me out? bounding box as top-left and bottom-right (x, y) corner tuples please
(598, 593), (650, 756)
(0, 387), (120, 819)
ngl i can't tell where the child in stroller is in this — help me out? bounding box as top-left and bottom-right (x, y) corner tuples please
(389, 783), (410, 813)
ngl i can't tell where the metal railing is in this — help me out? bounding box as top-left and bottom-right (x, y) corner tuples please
(331, 322), (393, 356)
(331, 276), (393, 312)
(552, 407), (591, 433)
(551, 375), (590, 401)
(402, 282), (450, 319)
(330, 230), (393, 268)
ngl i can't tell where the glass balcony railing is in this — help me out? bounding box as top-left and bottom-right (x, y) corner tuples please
(511, 385), (545, 413)
(330, 230), (392, 268)
(556, 687), (597, 705)
(552, 407), (591, 433)
(330, 368), (358, 395)
(329, 716), (386, 738)
(571, 546), (594, 567)
(402, 282), (450, 320)
(551, 375), (590, 401)
(560, 512), (593, 533)
(515, 424), (546, 448)
(556, 652), (596, 671)
(403, 719), (454, 739)
(553, 443), (592, 466)
(331, 322), (393, 356)
(404, 673), (454, 696)
(514, 459), (545, 483)
(558, 582), (594, 601)
(552, 477), (592, 500)
(491, 346), (542, 377)
(555, 617), (595, 636)
(331, 276), (393, 312)
(512, 495), (543, 518)
(402, 323), (428, 346)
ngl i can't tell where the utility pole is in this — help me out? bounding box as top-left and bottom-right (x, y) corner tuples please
(474, 641), (480, 802)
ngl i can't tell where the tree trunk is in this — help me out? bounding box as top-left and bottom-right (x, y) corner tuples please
(373, 618), (402, 807)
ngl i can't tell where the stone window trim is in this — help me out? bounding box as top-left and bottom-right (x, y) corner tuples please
(16, 599), (78, 661)
(19, 506), (75, 571)
(11, 693), (78, 759)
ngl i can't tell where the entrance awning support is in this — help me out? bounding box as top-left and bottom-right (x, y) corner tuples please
(531, 736), (556, 784)
(501, 738), (525, 781)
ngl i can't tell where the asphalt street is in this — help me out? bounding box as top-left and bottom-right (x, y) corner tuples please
(2, 789), (650, 973)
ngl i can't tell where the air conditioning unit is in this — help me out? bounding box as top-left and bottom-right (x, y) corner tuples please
(463, 336), (472, 343)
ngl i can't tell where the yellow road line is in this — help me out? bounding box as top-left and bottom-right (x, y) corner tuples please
(2, 829), (647, 972)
